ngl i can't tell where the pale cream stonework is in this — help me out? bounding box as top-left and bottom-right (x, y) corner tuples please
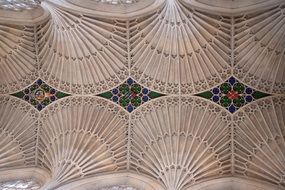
(0, 0), (284, 190)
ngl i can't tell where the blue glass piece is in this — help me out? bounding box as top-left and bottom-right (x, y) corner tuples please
(195, 76), (272, 114)
(50, 96), (56, 102)
(127, 104), (134, 112)
(245, 95), (253, 102)
(127, 78), (134, 85)
(142, 88), (149, 94)
(97, 78), (164, 112)
(228, 104), (236, 113)
(142, 96), (149, 102)
(245, 87), (253, 94)
(228, 77), (236, 86)
(37, 104), (43, 111)
(212, 95), (220, 102)
(24, 89), (30, 94)
(112, 88), (119, 94)
(11, 78), (70, 111)
(50, 88), (56, 94)
(112, 95), (119, 102)
(24, 95), (30, 101)
(37, 79), (43, 85)
(212, 87), (220, 94)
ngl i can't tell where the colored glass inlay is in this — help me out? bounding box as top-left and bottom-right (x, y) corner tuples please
(11, 79), (70, 111)
(195, 76), (270, 113)
(98, 78), (164, 112)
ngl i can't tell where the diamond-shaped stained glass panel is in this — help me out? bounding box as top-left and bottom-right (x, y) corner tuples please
(98, 78), (164, 112)
(11, 79), (70, 111)
(195, 76), (270, 113)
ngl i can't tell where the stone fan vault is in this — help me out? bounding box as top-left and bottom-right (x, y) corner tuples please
(0, 0), (284, 189)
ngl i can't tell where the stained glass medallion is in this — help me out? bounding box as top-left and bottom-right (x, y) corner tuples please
(98, 78), (164, 112)
(196, 76), (270, 113)
(11, 79), (70, 111)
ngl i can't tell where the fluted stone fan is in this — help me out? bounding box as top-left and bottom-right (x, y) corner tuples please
(0, 0), (284, 189)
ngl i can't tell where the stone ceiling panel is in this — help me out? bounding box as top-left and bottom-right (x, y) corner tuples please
(38, 96), (129, 189)
(37, 2), (129, 95)
(233, 96), (285, 188)
(233, 4), (285, 94)
(0, 95), (38, 169)
(0, 23), (38, 94)
(129, 0), (231, 94)
(130, 96), (232, 190)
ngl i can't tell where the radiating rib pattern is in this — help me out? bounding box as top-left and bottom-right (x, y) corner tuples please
(233, 96), (285, 187)
(37, 96), (128, 187)
(130, 96), (232, 190)
(0, 96), (38, 169)
(0, 0), (284, 189)
(129, 0), (231, 94)
(37, 2), (129, 94)
(233, 4), (285, 94)
(0, 23), (37, 94)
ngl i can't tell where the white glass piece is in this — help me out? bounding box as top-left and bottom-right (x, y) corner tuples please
(94, 0), (138, 5)
(0, 0), (41, 10)
(100, 186), (137, 190)
(0, 179), (41, 190)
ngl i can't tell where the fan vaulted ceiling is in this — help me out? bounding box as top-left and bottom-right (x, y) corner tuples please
(0, 0), (284, 190)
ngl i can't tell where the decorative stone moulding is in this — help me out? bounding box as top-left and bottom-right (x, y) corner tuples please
(37, 1), (129, 95)
(98, 78), (164, 112)
(46, 0), (165, 19)
(54, 173), (165, 190)
(233, 96), (285, 189)
(233, 4), (285, 94)
(196, 76), (270, 113)
(0, 95), (38, 169)
(0, 3), (49, 25)
(187, 177), (284, 190)
(0, 23), (38, 94)
(232, 96), (285, 188)
(0, 0), (285, 189)
(183, 0), (283, 15)
(129, 0), (232, 95)
(130, 96), (232, 190)
(37, 96), (129, 189)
